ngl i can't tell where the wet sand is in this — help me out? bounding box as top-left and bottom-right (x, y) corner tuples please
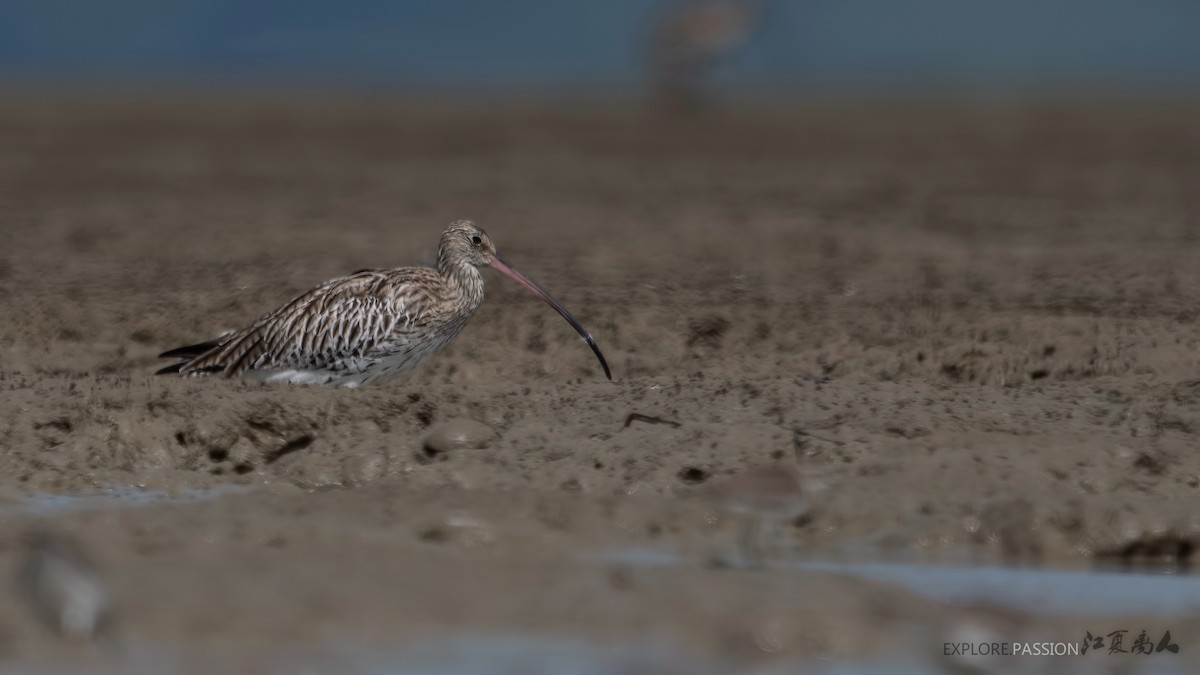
(1, 95), (1199, 671)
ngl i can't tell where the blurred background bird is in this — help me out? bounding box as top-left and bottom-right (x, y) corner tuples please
(647, 0), (765, 110)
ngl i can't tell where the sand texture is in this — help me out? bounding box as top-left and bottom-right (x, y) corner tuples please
(1, 97), (1199, 671)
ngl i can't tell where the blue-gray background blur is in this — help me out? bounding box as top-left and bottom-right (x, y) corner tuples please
(1, 0), (1198, 95)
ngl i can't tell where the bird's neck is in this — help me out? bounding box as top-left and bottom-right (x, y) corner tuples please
(438, 254), (485, 308)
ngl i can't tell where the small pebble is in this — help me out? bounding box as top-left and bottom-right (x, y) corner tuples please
(423, 418), (497, 455)
(417, 513), (495, 547)
(226, 437), (258, 467)
(342, 452), (387, 485)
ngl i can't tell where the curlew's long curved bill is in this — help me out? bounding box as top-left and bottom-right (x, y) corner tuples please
(488, 253), (612, 381)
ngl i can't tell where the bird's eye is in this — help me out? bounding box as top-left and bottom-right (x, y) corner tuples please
(471, 235), (482, 245)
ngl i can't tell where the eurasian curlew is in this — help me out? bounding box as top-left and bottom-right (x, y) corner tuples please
(157, 221), (611, 387)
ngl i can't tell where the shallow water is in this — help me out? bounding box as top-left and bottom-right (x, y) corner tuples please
(2, 511), (1193, 674)
(2, 484), (1195, 674)
(0, 485), (251, 518)
(796, 560), (1200, 617)
(0, 634), (927, 675)
(8, 483), (1197, 619)
(13, 632), (1181, 675)
(592, 548), (1200, 617)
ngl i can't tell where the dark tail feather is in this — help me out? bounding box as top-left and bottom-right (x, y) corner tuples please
(158, 339), (223, 360)
(156, 362), (224, 375)
(155, 361), (187, 375)
(156, 338), (227, 376)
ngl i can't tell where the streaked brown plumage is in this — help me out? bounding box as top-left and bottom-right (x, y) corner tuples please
(157, 221), (611, 387)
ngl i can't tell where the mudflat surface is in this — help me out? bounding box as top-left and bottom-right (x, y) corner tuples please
(1, 96), (1200, 671)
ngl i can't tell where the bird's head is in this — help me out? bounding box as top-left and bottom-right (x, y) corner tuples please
(436, 219), (613, 380)
(440, 220), (497, 269)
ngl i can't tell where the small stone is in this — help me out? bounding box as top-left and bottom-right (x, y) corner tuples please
(342, 453), (387, 485)
(417, 513), (495, 547)
(422, 418), (497, 456)
(280, 453), (342, 489)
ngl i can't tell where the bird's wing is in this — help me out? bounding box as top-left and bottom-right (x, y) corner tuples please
(178, 269), (439, 377)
